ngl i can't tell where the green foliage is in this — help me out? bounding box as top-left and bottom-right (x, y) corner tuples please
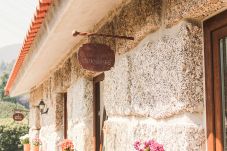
(0, 61), (29, 151)
(0, 101), (29, 149)
(0, 101), (28, 119)
(0, 72), (8, 101)
(0, 123), (28, 151)
(0, 72), (17, 103)
(0, 61), (19, 103)
(0, 102), (29, 150)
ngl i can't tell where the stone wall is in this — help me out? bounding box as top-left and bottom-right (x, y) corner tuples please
(29, 46), (93, 150)
(67, 78), (93, 151)
(103, 21), (205, 151)
(105, 22), (203, 119)
(98, 0), (227, 150)
(164, 0), (227, 27)
(28, 0), (227, 151)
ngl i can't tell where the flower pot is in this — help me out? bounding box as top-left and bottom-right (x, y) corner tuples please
(33, 146), (39, 151)
(23, 144), (30, 151)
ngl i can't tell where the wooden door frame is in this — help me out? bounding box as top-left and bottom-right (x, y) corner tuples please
(93, 73), (105, 151)
(63, 93), (68, 139)
(204, 10), (227, 151)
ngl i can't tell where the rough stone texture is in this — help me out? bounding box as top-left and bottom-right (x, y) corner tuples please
(70, 52), (83, 83)
(28, 46), (92, 151)
(40, 126), (63, 151)
(90, 0), (161, 55)
(113, 0), (161, 54)
(164, 0), (227, 27)
(104, 117), (205, 151)
(130, 22), (203, 118)
(104, 21), (203, 119)
(31, 85), (65, 150)
(55, 93), (64, 131)
(89, 21), (116, 53)
(104, 55), (132, 116)
(39, 110), (60, 150)
(67, 78), (94, 151)
(52, 51), (88, 92)
(53, 68), (63, 92)
(68, 122), (94, 151)
(30, 85), (43, 105)
(34, 77), (93, 151)
(61, 58), (72, 89)
(29, 107), (41, 129)
(68, 78), (93, 123)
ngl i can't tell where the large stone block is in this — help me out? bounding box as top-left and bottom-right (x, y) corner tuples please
(113, 0), (162, 54)
(67, 78), (93, 123)
(104, 117), (205, 151)
(68, 120), (94, 151)
(29, 107), (41, 129)
(30, 84), (43, 105)
(104, 21), (203, 119)
(39, 126), (63, 151)
(130, 21), (203, 119)
(67, 78), (94, 151)
(91, 0), (162, 54)
(104, 55), (131, 116)
(164, 0), (227, 27)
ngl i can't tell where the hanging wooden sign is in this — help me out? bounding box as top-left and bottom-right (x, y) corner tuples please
(13, 113), (24, 121)
(78, 43), (115, 72)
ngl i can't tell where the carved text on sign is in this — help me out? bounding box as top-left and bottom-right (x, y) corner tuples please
(78, 43), (115, 72)
(13, 113), (24, 121)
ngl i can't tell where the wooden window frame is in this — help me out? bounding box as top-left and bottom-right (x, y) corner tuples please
(204, 10), (227, 151)
(93, 73), (105, 151)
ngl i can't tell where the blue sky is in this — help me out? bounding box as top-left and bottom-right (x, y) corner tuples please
(0, 0), (38, 48)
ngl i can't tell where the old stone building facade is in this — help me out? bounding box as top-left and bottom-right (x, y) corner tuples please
(5, 0), (227, 151)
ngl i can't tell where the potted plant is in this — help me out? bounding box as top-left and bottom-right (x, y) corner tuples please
(32, 137), (42, 151)
(20, 134), (30, 151)
(61, 139), (74, 151)
(134, 139), (165, 151)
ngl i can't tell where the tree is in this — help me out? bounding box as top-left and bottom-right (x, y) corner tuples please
(0, 72), (17, 103)
(0, 72), (8, 101)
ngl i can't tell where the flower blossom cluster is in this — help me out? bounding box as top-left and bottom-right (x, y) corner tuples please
(61, 139), (74, 151)
(19, 134), (30, 144)
(32, 137), (42, 146)
(134, 140), (164, 151)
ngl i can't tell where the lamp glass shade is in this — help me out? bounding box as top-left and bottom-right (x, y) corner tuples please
(39, 100), (45, 110)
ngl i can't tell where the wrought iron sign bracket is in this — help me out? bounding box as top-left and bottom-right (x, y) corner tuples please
(72, 30), (134, 40)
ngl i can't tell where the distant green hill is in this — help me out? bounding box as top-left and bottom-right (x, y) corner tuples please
(0, 101), (27, 118)
(0, 101), (28, 125)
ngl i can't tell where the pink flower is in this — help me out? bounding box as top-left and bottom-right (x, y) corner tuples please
(134, 139), (164, 151)
(134, 140), (143, 151)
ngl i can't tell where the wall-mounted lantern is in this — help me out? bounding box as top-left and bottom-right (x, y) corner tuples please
(37, 100), (49, 114)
